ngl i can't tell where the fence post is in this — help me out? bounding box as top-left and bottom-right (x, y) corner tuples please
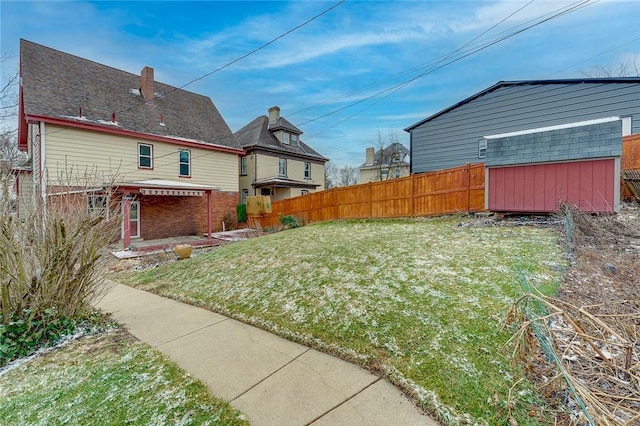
(411, 174), (416, 217)
(466, 163), (471, 213)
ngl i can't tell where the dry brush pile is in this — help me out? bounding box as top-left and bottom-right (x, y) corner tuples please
(508, 203), (640, 425)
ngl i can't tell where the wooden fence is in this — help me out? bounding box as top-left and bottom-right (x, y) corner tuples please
(254, 163), (485, 228)
(622, 134), (640, 170)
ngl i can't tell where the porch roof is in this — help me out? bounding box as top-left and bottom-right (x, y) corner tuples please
(253, 176), (321, 189)
(116, 179), (221, 196)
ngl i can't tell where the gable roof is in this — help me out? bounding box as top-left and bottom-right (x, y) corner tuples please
(19, 39), (242, 152)
(359, 143), (410, 168)
(404, 77), (640, 132)
(234, 115), (327, 162)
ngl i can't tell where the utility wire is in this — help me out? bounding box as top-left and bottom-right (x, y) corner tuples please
(163, 0), (346, 96)
(290, 0), (534, 118)
(37, 0), (346, 140)
(300, 0), (597, 136)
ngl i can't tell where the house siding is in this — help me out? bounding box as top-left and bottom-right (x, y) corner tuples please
(43, 125), (239, 191)
(410, 82), (640, 173)
(486, 120), (622, 167)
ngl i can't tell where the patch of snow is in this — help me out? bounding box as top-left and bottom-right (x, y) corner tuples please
(97, 119), (120, 126)
(0, 326), (105, 378)
(129, 88), (141, 96)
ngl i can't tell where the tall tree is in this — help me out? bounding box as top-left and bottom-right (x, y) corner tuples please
(338, 165), (359, 187)
(582, 57), (639, 78)
(0, 53), (21, 166)
(324, 161), (338, 189)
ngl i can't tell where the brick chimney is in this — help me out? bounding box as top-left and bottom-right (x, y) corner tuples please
(366, 147), (375, 165)
(140, 66), (154, 103)
(268, 106), (280, 123)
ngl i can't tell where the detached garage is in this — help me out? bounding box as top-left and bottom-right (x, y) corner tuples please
(405, 78), (640, 214)
(484, 117), (622, 213)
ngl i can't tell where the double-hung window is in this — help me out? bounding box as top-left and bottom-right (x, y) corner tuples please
(304, 162), (311, 179)
(278, 158), (287, 177)
(240, 156), (247, 176)
(283, 133), (290, 145)
(87, 194), (108, 217)
(478, 139), (487, 159)
(138, 143), (153, 169)
(291, 134), (298, 146)
(179, 149), (191, 177)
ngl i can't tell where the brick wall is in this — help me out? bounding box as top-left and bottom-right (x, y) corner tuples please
(486, 120), (622, 167)
(140, 191), (238, 240)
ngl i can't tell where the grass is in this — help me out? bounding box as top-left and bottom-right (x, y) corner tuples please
(0, 329), (249, 426)
(120, 217), (565, 424)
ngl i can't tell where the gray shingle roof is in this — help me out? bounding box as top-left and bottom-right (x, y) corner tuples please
(359, 143), (410, 168)
(20, 39), (241, 150)
(268, 116), (302, 134)
(404, 77), (640, 132)
(234, 115), (327, 161)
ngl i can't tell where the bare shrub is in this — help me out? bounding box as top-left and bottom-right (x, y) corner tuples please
(510, 203), (640, 425)
(0, 165), (120, 324)
(222, 210), (237, 231)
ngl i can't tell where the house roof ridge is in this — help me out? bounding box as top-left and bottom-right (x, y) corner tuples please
(404, 77), (640, 131)
(20, 39), (241, 151)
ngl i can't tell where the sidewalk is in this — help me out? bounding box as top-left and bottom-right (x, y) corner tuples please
(97, 282), (439, 426)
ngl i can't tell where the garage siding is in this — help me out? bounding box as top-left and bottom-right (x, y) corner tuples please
(488, 159), (615, 213)
(408, 81), (640, 173)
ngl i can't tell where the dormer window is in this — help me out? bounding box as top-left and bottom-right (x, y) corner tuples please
(291, 134), (298, 146)
(283, 133), (290, 145)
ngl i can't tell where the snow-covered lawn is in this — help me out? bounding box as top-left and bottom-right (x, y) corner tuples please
(123, 217), (565, 424)
(0, 329), (248, 426)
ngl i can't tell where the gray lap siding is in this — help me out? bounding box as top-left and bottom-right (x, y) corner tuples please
(409, 81), (640, 173)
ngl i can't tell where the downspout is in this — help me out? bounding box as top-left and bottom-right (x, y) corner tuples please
(123, 190), (131, 249)
(39, 122), (46, 201)
(253, 152), (257, 196)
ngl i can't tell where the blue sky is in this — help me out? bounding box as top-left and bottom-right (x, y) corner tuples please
(2, 1), (639, 167)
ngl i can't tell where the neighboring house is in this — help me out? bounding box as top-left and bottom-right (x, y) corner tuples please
(358, 143), (410, 183)
(234, 106), (328, 202)
(16, 39), (244, 248)
(405, 78), (640, 213)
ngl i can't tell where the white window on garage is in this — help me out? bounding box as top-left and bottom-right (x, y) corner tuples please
(478, 138), (487, 159)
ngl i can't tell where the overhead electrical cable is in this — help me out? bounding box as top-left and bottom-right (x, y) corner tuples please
(300, 0), (597, 137)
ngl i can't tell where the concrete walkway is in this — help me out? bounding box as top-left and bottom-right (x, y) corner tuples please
(97, 282), (439, 426)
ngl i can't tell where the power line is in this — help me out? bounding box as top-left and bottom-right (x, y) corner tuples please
(163, 0), (346, 96)
(34, 1), (346, 141)
(300, 0), (597, 138)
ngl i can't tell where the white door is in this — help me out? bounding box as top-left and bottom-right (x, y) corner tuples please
(122, 200), (141, 239)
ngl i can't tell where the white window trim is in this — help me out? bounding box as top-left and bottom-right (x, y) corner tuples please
(283, 132), (290, 145)
(138, 143), (153, 169)
(278, 158), (287, 177)
(304, 162), (311, 179)
(478, 139), (487, 159)
(87, 194), (108, 218)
